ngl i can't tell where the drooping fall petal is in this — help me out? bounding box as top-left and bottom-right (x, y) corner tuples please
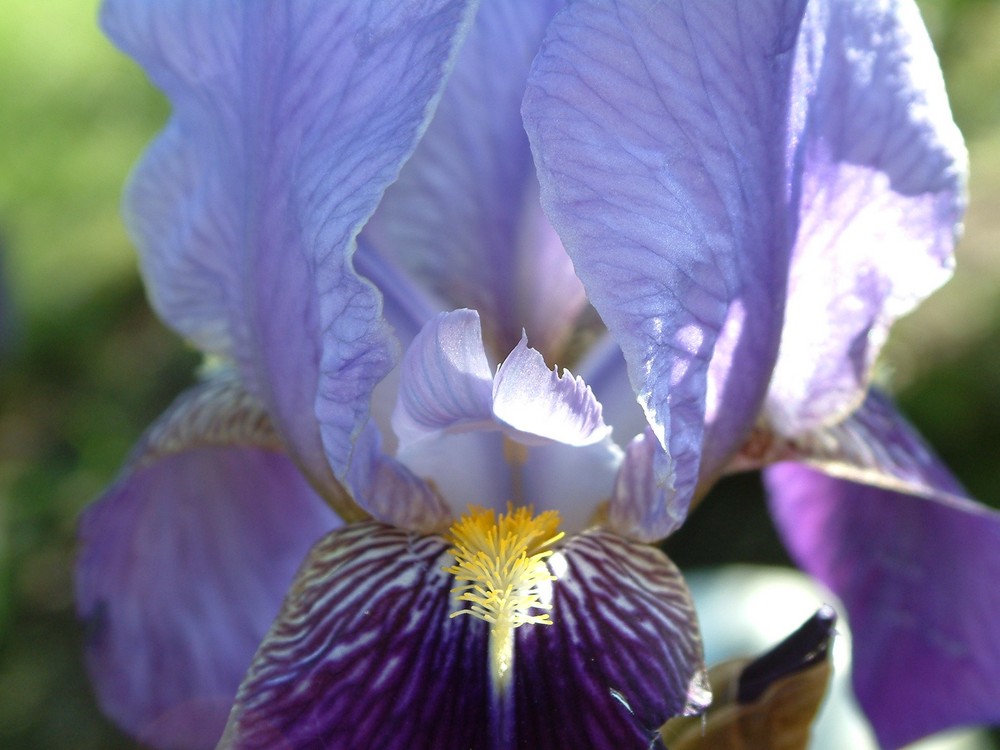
(514, 530), (710, 749)
(218, 522), (490, 750)
(76, 377), (337, 749)
(766, 463), (1000, 748)
(730, 389), (969, 505)
(222, 525), (708, 749)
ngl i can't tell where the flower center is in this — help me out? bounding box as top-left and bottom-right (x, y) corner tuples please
(445, 504), (565, 691)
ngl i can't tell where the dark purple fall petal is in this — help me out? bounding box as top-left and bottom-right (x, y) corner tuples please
(100, 0), (477, 507)
(766, 464), (1000, 748)
(223, 524), (708, 750)
(524, 0), (807, 508)
(220, 522), (490, 750)
(77, 444), (335, 750)
(516, 530), (710, 749)
(764, 0), (966, 435)
(362, 0), (583, 359)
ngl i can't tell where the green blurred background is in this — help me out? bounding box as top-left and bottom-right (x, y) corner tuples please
(1, 0), (999, 747)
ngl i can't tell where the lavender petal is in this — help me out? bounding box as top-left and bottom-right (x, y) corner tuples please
(362, 0), (584, 358)
(492, 335), (611, 447)
(764, 0), (967, 434)
(76, 380), (336, 748)
(524, 0), (808, 504)
(391, 309), (495, 446)
(101, 0), (478, 497)
(766, 463), (1000, 748)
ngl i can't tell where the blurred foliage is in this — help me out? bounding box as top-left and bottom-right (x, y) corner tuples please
(1, 0), (999, 747)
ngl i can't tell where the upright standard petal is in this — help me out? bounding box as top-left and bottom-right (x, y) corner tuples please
(765, 464), (1000, 748)
(524, 0), (808, 505)
(101, 0), (478, 508)
(363, 0), (584, 359)
(764, 0), (967, 434)
(76, 378), (337, 749)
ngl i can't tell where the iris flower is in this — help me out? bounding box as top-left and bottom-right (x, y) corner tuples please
(76, 0), (1000, 749)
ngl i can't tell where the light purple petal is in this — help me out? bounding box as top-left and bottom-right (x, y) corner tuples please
(729, 389), (968, 505)
(396, 430), (513, 520)
(78, 448), (334, 750)
(391, 309), (495, 446)
(76, 378), (336, 748)
(607, 428), (691, 543)
(524, 0), (808, 505)
(576, 332), (649, 449)
(220, 522), (491, 750)
(522, 439), (622, 533)
(766, 464), (1000, 748)
(102, 0), (477, 504)
(362, 0), (585, 359)
(515, 530), (710, 747)
(763, 0), (967, 434)
(345, 421), (451, 533)
(493, 334), (611, 447)
(352, 237), (441, 352)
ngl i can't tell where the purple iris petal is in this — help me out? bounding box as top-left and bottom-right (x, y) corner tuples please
(515, 530), (709, 748)
(219, 522), (490, 750)
(766, 464), (1000, 749)
(493, 335), (611, 447)
(102, 0), (478, 503)
(607, 428), (690, 543)
(729, 389), (970, 506)
(576, 333), (649, 448)
(392, 309), (495, 445)
(394, 309), (612, 448)
(392, 310), (621, 526)
(521, 440), (622, 532)
(346, 421), (451, 533)
(362, 0), (585, 359)
(524, 0), (808, 505)
(764, 0), (967, 434)
(222, 525), (707, 749)
(77, 428), (335, 749)
(353, 236), (441, 353)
